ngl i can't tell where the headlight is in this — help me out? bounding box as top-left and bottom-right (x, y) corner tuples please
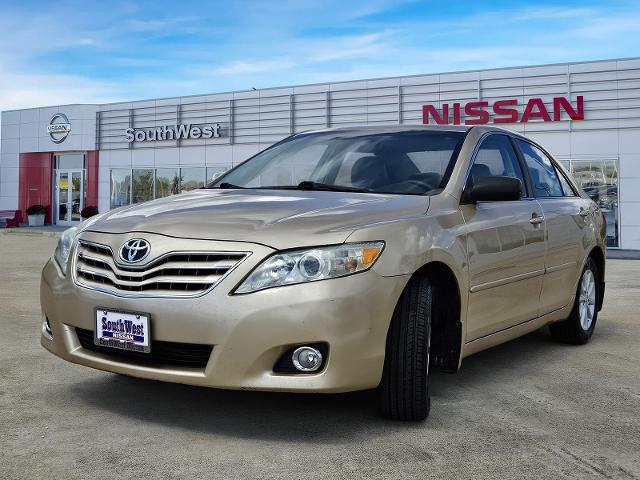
(54, 226), (79, 274)
(235, 242), (384, 294)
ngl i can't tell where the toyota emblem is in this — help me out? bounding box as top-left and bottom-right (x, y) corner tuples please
(119, 239), (150, 263)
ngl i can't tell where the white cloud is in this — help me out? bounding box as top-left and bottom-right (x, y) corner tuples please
(214, 58), (293, 75)
(310, 32), (391, 62)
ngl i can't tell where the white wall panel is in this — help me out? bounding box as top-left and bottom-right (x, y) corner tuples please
(0, 166), (19, 184)
(19, 137), (39, 153)
(1, 138), (19, 154)
(20, 109), (39, 124)
(154, 148), (178, 167)
(179, 146), (205, 165)
(2, 124), (20, 139)
(620, 154), (640, 180)
(0, 153), (19, 168)
(0, 196), (18, 209)
(109, 149), (132, 167)
(1, 179), (19, 198)
(19, 123), (39, 138)
(206, 146), (232, 165)
(2, 110), (21, 125)
(621, 226), (640, 249)
(619, 131), (640, 154)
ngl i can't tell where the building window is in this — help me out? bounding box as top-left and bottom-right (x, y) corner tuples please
(561, 159), (619, 248)
(110, 165), (230, 208)
(110, 169), (131, 208)
(156, 168), (180, 198)
(55, 153), (85, 170)
(207, 165), (230, 184)
(132, 169), (154, 204)
(180, 167), (206, 192)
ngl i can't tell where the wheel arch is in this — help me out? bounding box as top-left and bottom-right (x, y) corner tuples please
(588, 245), (606, 311)
(411, 260), (464, 372)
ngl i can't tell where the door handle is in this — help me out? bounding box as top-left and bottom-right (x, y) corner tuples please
(578, 208), (590, 217)
(529, 214), (544, 225)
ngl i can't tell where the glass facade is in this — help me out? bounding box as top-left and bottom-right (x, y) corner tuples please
(110, 169), (132, 208)
(180, 167), (206, 192)
(132, 169), (154, 204)
(561, 159), (619, 247)
(110, 166), (230, 208)
(155, 168), (180, 198)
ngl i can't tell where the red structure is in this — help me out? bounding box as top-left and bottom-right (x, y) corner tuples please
(18, 151), (99, 225)
(86, 151), (99, 209)
(18, 152), (53, 224)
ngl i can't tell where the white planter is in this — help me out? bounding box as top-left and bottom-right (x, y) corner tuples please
(28, 214), (45, 227)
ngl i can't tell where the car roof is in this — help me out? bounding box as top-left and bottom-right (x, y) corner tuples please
(305, 125), (471, 134)
(299, 124), (520, 136)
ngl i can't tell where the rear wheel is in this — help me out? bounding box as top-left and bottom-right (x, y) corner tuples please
(378, 275), (432, 421)
(549, 258), (600, 345)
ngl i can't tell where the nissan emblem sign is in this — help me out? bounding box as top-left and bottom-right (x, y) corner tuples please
(47, 113), (72, 144)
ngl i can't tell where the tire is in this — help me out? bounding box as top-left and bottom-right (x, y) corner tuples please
(549, 257), (600, 345)
(378, 274), (432, 421)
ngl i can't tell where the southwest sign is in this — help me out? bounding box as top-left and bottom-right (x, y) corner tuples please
(422, 96), (584, 125)
(125, 123), (223, 142)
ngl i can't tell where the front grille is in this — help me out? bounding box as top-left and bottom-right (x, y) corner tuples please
(76, 328), (213, 369)
(74, 240), (247, 297)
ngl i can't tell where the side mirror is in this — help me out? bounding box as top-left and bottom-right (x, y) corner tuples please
(463, 176), (522, 203)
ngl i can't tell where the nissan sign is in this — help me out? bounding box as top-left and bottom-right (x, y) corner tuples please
(47, 113), (72, 143)
(422, 96), (584, 125)
(125, 123), (223, 143)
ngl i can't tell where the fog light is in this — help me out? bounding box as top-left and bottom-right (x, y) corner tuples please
(292, 346), (323, 372)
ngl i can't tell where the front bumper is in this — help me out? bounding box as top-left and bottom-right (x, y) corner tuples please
(40, 240), (409, 393)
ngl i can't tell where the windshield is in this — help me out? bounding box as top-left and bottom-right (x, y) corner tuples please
(209, 129), (467, 195)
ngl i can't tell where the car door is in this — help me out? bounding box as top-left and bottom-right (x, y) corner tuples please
(514, 139), (592, 314)
(461, 134), (546, 341)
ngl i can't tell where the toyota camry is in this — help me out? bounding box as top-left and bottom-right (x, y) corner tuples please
(40, 125), (606, 420)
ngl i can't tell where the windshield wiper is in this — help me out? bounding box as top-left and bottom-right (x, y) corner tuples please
(213, 181), (369, 193)
(296, 181), (369, 193)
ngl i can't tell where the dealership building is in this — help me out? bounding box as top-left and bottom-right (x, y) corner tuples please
(1, 57), (638, 249)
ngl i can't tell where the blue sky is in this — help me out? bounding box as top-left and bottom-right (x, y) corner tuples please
(0, 0), (638, 111)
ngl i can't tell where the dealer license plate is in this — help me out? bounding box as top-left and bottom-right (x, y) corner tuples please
(95, 309), (151, 353)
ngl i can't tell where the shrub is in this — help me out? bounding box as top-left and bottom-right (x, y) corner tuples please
(81, 206), (99, 219)
(26, 205), (46, 216)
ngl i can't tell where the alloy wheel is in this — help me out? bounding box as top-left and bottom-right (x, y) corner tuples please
(578, 269), (596, 331)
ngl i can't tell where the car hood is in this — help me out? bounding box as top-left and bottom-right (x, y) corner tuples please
(86, 189), (430, 250)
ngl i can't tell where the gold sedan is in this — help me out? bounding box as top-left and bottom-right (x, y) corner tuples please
(41, 126), (606, 420)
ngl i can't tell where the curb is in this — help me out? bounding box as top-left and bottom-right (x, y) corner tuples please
(0, 229), (63, 238)
(606, 249), (640, 260)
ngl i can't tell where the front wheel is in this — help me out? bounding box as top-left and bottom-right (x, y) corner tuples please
(378, 275), (432, 421)
(549, 257), (600, 345)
